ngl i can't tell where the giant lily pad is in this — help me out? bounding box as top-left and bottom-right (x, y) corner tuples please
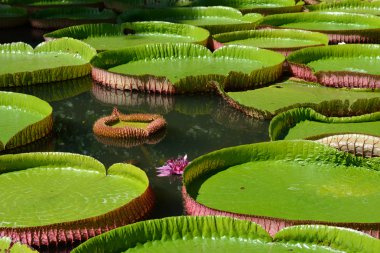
(191, 0), (304, 15)
(212, 29), (328, 54)
(44, 21), (210, 51)
(117, 6), (263, 34)
(30, 7), (116, 29)
(307, 1), (380, 16)
(269, 107), (380, 141)
(0, 237), (37, 252)
(91, 43), (284, 94)
(70, 216), (380, 252)
(0, 38), (96, 87)
(0, 4), (27, 28)
(0, 152), (154, 248)
(261, 12), (380, 43)
(287, 44), (380, 89)
(183, 140), (380, 237)
(215, 78), (380, 119)
(0, 91), (52, 152)
(104, 0), (192, 11)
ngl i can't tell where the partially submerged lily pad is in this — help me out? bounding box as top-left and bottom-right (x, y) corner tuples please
(0, 91), (52, 152)
(215, 78), (380, 119)
(91, 43), (284, 94)
(191, 0), (304, 15)
(30, 7), (116, 29)
(70, 216), (380, 252)
(287, 44), (380, 89)
(117, 6), (263, 34)
(93, 107), (167, 146)
(0, 237), (37, 252)
(212, 29), (328, 54)
(0, 38), (96, 87)
(183, 140), (380, 237)
(44, 21), (210, 51)
(0, 152), (154, 247)
(261, 12), (380, 43)
(269, 107), (380, 141)
(104, 0), (192, 11)
(306, 0), (380, 16)
(0, 4), (27, 28)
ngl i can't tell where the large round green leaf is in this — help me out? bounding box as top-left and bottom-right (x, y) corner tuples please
(287, 44), (380, 89)
(91, 43), (284, 94)
(0, 4), (27, 28)
(216, 78), (380, 119)
(0, 152), (154, 247)
(0, 38), (96, 87)
(4, 0), (103, 12)
(104, 0), (192, 11)
(71, 216), (380, 252)
(44, 21), (210, 51)
(191, 0), (304, 15)
(307, 1), (380, 16)
(212, 29), (328, 54)
(30, 7), (116, 29)
(117, 6), (263, 34)
(183, 140), (380, 235)
(261, 12), (380, 43)
(0, 237), (37, 252)
(0, 91), (52, 151)
(270, 107), (380, 141)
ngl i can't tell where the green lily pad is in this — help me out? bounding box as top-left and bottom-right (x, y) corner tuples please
(216, 78), (380, 119)
(90, 43), (284, 94)
(0, 4), (27, 28)
(44, 21), (210, 51)
(104, 0), (192, 11)
(71, 216), (380, 253)
(0, 237), (37, 252)
(0, 91), (52, 151)
(117, 6), (263, 34)
(269, 107), (380, 141)
(287, 44), (380, 89)
(0, 38), (96, 87)
(183, 140), (380, 232)
(212, 29), (328, 54)
(261, 12), (380, 43)
(30, 7), (116, 29)
(0, 152), (154, 247)
(191, 0), (304, 15)
(307, 0), (380, 16)
(3, 0), (103, 12)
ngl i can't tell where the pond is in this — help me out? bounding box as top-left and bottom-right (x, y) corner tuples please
(0, 26), (270, 220)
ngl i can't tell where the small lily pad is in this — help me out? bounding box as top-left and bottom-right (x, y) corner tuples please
(90, 43), (284, 94)
(212, 29), (328, 54)
(287, 44), (380, 89)
(191, 0), (304, 15)
(269, 107), (380, 141)
(307, 1), (380, 16)
(70, 216), (380, 252)
(117, 6), (263, 34)
(261, 12), (380, 43)
(0, 91), (52, 151)
(0, 38), (96, 87)
(30, 7), (116, 29)
(44, 21), (210, 51)
(0, 152), (154, 248)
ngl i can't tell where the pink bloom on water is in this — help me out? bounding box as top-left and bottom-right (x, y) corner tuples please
(157, 155), (189, 177)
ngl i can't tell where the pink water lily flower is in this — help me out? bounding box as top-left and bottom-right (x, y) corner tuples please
(157, 155), (189, 177)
